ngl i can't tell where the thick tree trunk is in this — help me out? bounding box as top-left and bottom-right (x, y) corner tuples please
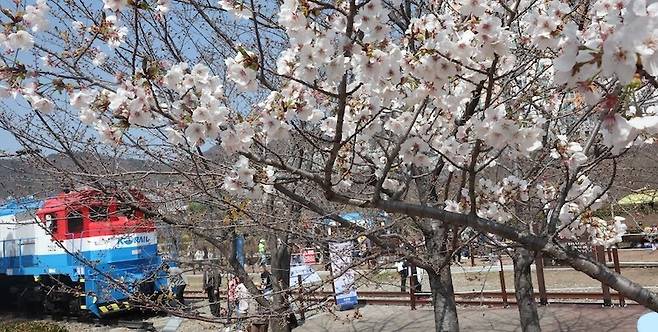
(512, 248), (541, 332)
(428, 266), (459, 332)
(423, 221), (460, 332)
(269, 239), (292, 332)
(268, 316), (290, 332)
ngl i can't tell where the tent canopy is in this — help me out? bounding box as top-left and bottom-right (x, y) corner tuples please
(618, 190), (658, 205)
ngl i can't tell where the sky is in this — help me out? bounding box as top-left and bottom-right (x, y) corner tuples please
(0, 128), (20, 152)
(0, 0), (267, 156)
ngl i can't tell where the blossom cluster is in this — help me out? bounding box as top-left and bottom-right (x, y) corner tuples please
(444, 175), (530, 223)
(550, 135), (588, 171)
(555, 175), (629, 247)
(0, 0), (49, 51)
(560, 215), (628, 248)
(2, 0), (658, 240)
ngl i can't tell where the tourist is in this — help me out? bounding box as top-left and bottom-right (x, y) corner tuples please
(396, 260), (408, 292)
(235, 277), (250, 331)
(228, 275), (238, 321)
(452, 248), (463, 263)
(410, 265), (422, 292)
(167, 266), (187, 306)
(193, 249), (204, 274)
(258, 239), (267, 266)
(260, 264), (273, 302)
(203, 265), (222, 317)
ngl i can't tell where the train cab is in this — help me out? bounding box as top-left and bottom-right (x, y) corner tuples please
(36, 190), (154, 242)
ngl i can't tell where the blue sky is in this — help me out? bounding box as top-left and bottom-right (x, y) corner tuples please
(0, 128), (19, 152)
(0, 0), (279, 156)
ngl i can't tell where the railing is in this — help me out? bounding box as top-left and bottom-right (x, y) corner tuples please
(0, 237), (37, 269)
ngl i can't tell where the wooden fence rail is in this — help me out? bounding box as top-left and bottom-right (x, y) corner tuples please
(185, 247), (636, 316)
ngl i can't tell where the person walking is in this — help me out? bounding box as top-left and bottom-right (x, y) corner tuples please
(203, 265), (222, 317)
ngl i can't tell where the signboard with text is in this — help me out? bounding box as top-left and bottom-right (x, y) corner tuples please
(329, 241), (358, 310)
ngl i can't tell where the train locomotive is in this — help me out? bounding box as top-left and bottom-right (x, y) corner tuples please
(0, 189), (170, 317)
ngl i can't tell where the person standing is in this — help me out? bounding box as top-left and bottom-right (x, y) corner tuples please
(235, 277), (250, 331)
(395, 260), (408, 292)
(228, 275), (238, 321)
(258, 239), (267, 266)
(193, 249), (204, 274)
(410, 264), (421, 292)
(260, 264), (273, 302)
(203, 266), (222, 317)
(453, 248), (463, 263)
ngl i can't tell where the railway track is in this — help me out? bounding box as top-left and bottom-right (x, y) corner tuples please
(46, 311), (157, 331)
(183, 289), (635, 307)
(0, 310), (157, 331)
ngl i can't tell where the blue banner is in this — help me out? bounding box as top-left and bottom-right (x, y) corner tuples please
(234, 234), (245, 267)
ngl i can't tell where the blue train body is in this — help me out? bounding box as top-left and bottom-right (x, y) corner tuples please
(0, 191), (170, 317)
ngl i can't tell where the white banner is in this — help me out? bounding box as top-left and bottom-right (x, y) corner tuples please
(289, 264), (322, 286)
(329, 242), (358, 310)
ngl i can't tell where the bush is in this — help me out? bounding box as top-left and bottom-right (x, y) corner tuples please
(0, 321), (68, 332)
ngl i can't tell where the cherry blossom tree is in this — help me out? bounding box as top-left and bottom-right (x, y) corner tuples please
(2, 0), (658, 331)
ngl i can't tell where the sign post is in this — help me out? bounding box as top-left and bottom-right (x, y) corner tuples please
(329, 242), (358, 310)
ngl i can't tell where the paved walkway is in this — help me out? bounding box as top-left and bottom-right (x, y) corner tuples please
(296, 304), (648, 332)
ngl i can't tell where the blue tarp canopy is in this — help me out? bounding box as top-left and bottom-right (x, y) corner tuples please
(340, 212), (363, 222)
(323, 212), (376, 228)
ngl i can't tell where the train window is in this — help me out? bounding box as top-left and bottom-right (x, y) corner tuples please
(116, 204), (136, 219)
(67, 210), (83, 233)
(45, 214), (57, 233)
(89, 205), (108, 222)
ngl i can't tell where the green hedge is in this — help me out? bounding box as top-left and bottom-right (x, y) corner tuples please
(0, 321), (68, 332)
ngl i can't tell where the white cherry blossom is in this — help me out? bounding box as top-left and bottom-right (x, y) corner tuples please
(103, 0), (128, 11)
(219, 0), (251, 19)
(28, 94), (54, 114)
(5, 31), (34, 51)
(93, 52), (107, 66)
(165, 127), (185, 146)
(225, 50), (258, 91)
(24, 0), (49, 32)
(185, 122), (206, 146)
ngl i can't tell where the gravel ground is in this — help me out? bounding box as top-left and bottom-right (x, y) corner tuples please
(7, 303), (648, 332)
(297, 304), (649, 332)
(0, 309), (224, 332)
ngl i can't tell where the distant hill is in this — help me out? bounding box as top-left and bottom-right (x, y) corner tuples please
(0, 152), (165, 200)
(1, 143), (657, 205)
(0, 157), (51, 198)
